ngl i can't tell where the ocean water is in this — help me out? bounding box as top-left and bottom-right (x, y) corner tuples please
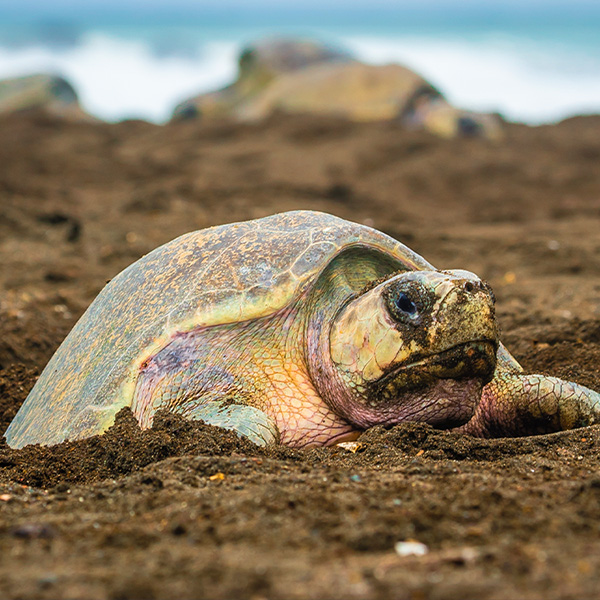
(0, 4), (598, 124)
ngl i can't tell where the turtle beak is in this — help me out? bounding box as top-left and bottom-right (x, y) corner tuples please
(427, 270), (498, 380)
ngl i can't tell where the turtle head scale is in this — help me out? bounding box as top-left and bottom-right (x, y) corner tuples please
(324, 269), (499, 430)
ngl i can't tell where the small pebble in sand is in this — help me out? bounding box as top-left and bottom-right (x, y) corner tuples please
(547, 240), (560, 251)
(395, 540), (429, 557)
(336, 441), (365, 453)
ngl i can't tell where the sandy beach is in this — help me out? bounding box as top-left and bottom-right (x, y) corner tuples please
(1, 109), (600, 599)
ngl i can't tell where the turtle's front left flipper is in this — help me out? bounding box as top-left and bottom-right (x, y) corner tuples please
(455, 372), (600, 437)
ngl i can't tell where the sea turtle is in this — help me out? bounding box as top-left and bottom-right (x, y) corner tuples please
(0, 74), (92, 121)
(239, 62), (502, 139)
(172, 38), (351, 121)
(172, 38), (501, 139)
(5, 211), (600, 449)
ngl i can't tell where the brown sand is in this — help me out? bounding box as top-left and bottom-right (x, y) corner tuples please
(1, 110), (600, 599)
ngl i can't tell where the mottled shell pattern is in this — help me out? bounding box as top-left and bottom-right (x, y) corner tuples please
(5, 211), (432, 448)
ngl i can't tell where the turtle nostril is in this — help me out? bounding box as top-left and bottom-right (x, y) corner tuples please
(463, 281), (475, 293)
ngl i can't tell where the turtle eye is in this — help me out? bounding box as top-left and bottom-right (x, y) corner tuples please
(395, 292), (418, 317)
(383, 279), (428, 325)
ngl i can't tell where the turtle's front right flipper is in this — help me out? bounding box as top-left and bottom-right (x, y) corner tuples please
(455, 372), (600, 437)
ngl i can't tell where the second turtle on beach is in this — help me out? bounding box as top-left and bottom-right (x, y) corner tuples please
(6, 211), (599, 449)
(173, 37), (502, 139)
(0, 74), (92, 121)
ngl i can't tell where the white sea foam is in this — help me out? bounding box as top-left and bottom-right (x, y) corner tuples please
(0, 31), (598, 123)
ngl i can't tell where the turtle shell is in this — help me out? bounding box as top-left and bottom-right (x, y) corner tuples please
(239, 62), (438, 122)
(5, 211), (433, 448)
(0, 73), (91, 121)
(172, 38), (352, 121)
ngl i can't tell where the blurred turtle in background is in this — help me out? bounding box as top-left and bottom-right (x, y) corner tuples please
(172, 37), (502, 139)
(0, 73), (93, 121)
(172, 37), (352, 121)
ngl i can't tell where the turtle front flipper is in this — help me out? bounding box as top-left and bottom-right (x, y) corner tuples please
(132, 357), (279, 447)
(455, 370), (600, 438)
(182, 401), (280, 447)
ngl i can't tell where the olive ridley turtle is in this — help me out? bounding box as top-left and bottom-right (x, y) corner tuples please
(6, 211), (599, 448)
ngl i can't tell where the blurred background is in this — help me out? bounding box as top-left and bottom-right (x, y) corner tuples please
(0, 0), (599, 124)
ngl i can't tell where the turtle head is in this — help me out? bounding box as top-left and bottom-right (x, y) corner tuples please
(325, 269), (498, 429)
(401, 92), (503, 140)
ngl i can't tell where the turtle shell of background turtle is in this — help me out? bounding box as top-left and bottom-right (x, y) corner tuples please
(0, 73), (92, 121)
(172, 38), (353, 121)
(239, 62), (439, 122)
(5, 211), (433, 448)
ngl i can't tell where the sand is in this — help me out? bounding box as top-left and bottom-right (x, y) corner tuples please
(1, 110), (600, 599)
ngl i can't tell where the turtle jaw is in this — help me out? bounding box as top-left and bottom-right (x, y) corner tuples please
(375, 339), (498, 396)
(342, 339), (497, 430)
(360, 377), (487, 430)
